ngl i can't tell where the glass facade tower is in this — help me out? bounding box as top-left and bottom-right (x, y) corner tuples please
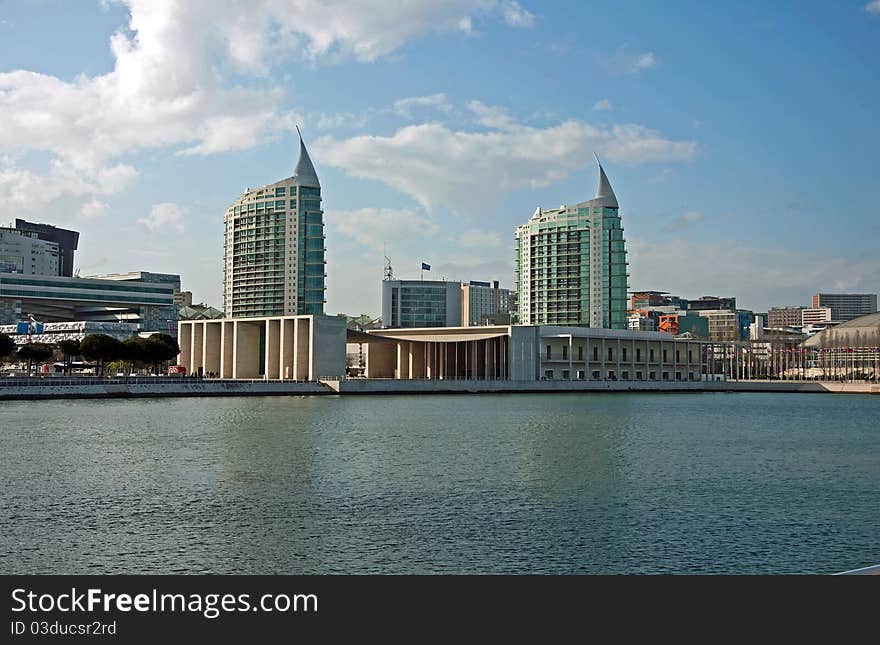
(223, 131), (326, 318)
(515, 158), (628, 329)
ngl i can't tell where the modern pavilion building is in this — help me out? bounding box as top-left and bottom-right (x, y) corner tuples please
(223, 129), (326, 318)
(515, 156), (628, 328)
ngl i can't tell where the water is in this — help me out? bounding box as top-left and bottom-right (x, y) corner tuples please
(1, 393), (878, 574)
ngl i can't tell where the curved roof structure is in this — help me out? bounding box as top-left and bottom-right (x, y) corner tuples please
(593, 153), (619, 208)
(293, 126), (320, 188)
(803, 311), (880, 347)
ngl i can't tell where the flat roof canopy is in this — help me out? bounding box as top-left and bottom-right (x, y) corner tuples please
(366, 326), (510, 343)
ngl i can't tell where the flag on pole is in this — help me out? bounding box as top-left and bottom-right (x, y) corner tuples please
(421, 262), (431, 271)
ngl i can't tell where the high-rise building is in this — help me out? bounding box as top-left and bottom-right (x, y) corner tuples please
(515, 158), (628, 328)
(461, 280), (516, 326)
(381, 279), (462, 328)
(812, 293), (877, 322)
(0, 227), (60, 275)
(14, 219), (79, 277)
(223, 130), (325, 318)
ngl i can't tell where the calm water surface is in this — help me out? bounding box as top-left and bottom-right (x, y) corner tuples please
(1, 393), (878, 574)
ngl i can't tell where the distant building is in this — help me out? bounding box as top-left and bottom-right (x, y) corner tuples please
(0, 272), (176, 332)
(223, 130), (325, 318)
(0, 227), (60, 276)
(14, 219), (79, 277)
(699, 310), (740, 341)
(630, 291), (669, 311)
(686, 295), (736, 312)
(175, 290), (193, 307)
(801, 307), (832, 326)
(0, 321), (138, 346)
(628, 313), (657, 331)
(179, 303), (224, 320)
(85, 271), (181, 335)
(381, 279), (462, 328)
(767, 306), (804, 329)
(461, 280), (516, 326)
(515, 158), (628, 328)
(812, 293), (877, 322)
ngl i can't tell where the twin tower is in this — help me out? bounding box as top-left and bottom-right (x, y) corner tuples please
(223, 137), (627, 330)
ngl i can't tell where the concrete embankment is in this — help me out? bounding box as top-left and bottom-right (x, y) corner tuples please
(0, 378), (877, 400)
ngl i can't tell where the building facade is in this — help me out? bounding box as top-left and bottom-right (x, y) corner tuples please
(767, 306), (804, 329)
(0, 227), (60, 276)
(13, 219), (79, 277)
(381, 279), (463, 328)
(360, 325), (705, 382)
(223, 131), (325, 318)
(801, 307), (832, 326)
(0, 273), (175, 330)
(0, 321), (139, 346)
(515, 158), (628, 328)
(812, 293), (877, 322)
(86, 271), (181, 334)
(461, 280), (516, 326)
(178, 314), (346, 379)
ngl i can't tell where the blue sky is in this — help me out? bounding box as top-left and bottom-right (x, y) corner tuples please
(1, 0), (878, 315)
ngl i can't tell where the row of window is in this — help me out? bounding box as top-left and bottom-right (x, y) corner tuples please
(545, 345), (694, 363)
(543, 369), (696, 381)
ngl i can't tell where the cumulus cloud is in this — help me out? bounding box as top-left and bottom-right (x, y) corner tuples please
(316, 107), (697, 211)
(866, 1), (880, 15)
(592, 99), (613, 111)
(0, 0), (519, 213)
(79, 199), (110, 220)
(502, 1), (535, 28)
(326, 208), (439, 253)
(663, 210), (704, 232)
(606, 45), (659, 74)
(393, 94), (453, 119)
(137, 202), (187, 233)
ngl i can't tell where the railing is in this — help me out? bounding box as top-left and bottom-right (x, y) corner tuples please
(0, 376), (318, 387)
(834, 564), (880, 575)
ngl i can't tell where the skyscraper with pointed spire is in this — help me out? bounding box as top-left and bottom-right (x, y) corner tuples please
(223, 129), (326, 317)
(515, 157), (628, 328)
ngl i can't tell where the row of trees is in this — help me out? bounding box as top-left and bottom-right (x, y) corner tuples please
(0, 332), (179, 376)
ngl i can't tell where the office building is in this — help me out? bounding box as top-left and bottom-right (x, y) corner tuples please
(0, 227), (60, 276)
(223, 130), (325, 318)
(85, 271), (181, 335)
(767, 306), (804, 329)
(0, 321), (139, 346)
(801, 307), (832, 326)
(14, 219), (79, 277)
(515, 157), (628, 328)
(686, 295), (736, 312)
(811, 293), (877, 322)
(381, 279), (462, 328)
(461, 280), (516, 326)
(0, 272), (176, 331)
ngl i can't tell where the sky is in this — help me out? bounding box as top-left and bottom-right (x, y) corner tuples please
(1, 0), (878, 316)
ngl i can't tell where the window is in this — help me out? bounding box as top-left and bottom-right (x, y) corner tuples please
(607, 347), (613, 361)
(622, 347), (628, 361)
(578, 346), (584, 361)
(544, 369), (554, 380)
(562, 370), (570, 380)
(622, 371), (629, 380)
(592, 370), (600, 379)
(675, 371), (682, 381)
(577, 370), (585, 380)
(593, 346), (598, 361)
(650, 349), (655, 362)
(562, 346), (568, 360)
(649, 371), (656, 380)
(663, 349), (668, 362)
(546, 345), (552, 359)
(676, 350), (680, 362)
(275, 187), (286, 197)
(636, 371), (643, 380)
(688, 350), (693, 362)
(636, 348), (642, 361)
(662, 371), (669, 381)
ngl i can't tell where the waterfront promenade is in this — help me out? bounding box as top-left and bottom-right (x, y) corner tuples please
(0, 376), (877, 400)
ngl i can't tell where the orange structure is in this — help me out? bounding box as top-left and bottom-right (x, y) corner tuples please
(659, 314), (679, 335)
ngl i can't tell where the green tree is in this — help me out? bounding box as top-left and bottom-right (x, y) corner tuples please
(121, 337), (147, 374)
(80, 334), (124, 376)
(57, 339), (81, 376)
(140, 334), (180, 374)
(0, 332), (15, 361)
(16, 343), (55, 376)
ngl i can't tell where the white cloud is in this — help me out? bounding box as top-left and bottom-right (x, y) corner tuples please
(467, 100), (518, 130)
(628, 238), (880, 311)
(663, 210), (704, 232)
(866, 1), (880, 15)
(502, 1), (535, 28)
(394, 94), (452, 119)
(593, 99), (613, 111)
(316, 108), (697, 211)
(326, 208), (438, 253)
(0, 0), (517, 212)
(317, 112), (369, 130)
(137, 202), (186, 233)
(79, 199), (110, 220)
(606, 46), (659, 74)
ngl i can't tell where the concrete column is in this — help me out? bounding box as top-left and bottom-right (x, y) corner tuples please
(221, 321), (234, 379)
(280, 318), (294, 380)
(616, 338), (621, 379)
(190, 322), (204, 376)
(178, 323), (193, 373)
(410, 342), (426, 379)
(601, 338), (606, 379)
(204, 322), (221, 377)
(233, 321), (260, 379)
(294, 318), (310, 380)
(396, 342), (410, 379)
(266, 319), (280, 380)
